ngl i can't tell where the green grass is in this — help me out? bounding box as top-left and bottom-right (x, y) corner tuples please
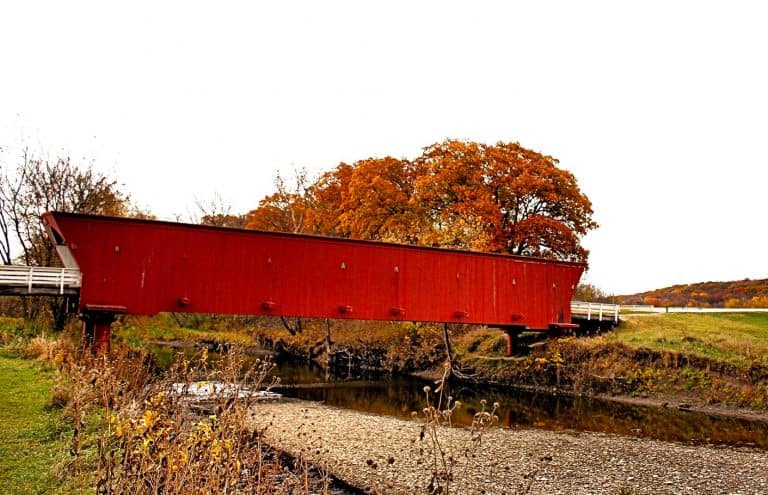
(0, 354), (83, 495)
(599, 313), (768, 368)
(115, 315), (254, 348)
(0, 315), (36, 339)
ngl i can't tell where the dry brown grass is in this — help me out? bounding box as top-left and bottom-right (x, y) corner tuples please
(23, 335), (76, 362)
(46, 342), (329, 494)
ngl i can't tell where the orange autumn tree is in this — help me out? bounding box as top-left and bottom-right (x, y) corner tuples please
(246, 139), (597, 264)
(338, 156), (420, 243)
(245, 169), (312, 233)
(304, 163), (353, 236)
(412, 140), (507, 251)
(485, 141), (597, 261)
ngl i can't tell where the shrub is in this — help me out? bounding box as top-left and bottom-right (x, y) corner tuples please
(25, 336), (54, 360)
(49, 342), (332, 494)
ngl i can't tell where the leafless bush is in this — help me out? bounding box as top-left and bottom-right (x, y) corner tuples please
(414, 362), (499, 494)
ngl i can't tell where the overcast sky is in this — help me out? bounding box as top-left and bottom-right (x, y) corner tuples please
(1, 1), (766, 295)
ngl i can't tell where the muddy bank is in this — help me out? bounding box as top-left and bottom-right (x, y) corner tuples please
(251, 328), (446, 375)
(593, 393), (768, 424)
(449, 373), (768, 427)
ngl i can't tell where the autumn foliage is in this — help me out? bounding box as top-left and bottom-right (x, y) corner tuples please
(619, 279), (768, 308)
(247, 139), (597, 263)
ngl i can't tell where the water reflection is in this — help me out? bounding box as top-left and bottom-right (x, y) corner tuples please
(147, 344), (768, 450)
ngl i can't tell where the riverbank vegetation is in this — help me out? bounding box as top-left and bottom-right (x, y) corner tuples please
(113, 313), (255, 348)
(13, 306), (766, 416)
(105, 309), (768, 413)
(112, 314), (449, 375)
(456, 313), (768, 410)
(1, 319), (513, 494)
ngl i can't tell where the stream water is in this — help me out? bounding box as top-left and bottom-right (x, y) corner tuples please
(149, 344), (768, 450)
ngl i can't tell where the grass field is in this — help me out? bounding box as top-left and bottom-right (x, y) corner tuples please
(600, 313), (768, 368)
(0, 352), (79, 495)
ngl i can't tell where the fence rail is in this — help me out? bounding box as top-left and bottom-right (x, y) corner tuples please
(570, 301), (620, 323)
(0, 265), (81, 295)
(621, 305), (768, 314)
(574, 303), (768, 317)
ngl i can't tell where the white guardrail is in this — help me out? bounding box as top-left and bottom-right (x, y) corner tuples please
(0, 265), (82, 294)
(572, 302), (768, 318)
(570, 301), (620, 322)
(621, 305), (768, 314)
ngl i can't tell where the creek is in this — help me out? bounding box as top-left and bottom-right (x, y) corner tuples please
(148, 344), (768, 451)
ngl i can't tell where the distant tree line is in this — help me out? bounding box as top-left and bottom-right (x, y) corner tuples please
(619, 279), (768, 308)
(573, 283), (616, 304)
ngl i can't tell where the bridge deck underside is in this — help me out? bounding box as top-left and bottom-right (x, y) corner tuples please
(0, 286), (80, 296)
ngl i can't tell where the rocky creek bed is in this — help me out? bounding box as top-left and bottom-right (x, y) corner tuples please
(249, 399), (768, 495)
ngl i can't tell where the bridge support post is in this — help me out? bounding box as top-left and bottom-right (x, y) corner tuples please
(502, 327), (524, 357)
(80, 305), (127, 353)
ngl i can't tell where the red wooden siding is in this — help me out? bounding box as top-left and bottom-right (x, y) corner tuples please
(43, 212), (584, 329)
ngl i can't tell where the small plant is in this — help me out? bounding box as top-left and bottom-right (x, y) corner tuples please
(681, 366), (711, 391)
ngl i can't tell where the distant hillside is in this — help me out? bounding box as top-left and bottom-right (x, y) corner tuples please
(618, 279), (768, 308)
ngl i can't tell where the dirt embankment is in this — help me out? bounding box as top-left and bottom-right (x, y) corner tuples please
(459, 339), (768, 418)
(250, 320), (448, 374)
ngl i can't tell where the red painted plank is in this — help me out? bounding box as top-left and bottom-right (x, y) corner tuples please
(42, 212), (584, 329)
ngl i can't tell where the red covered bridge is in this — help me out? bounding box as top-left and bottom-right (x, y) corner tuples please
(40, 212), (584, 354)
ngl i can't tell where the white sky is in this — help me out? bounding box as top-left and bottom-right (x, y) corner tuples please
(1, 1), (766, 295)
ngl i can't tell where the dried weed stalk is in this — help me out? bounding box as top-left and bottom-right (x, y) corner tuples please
(414, 361), (499, 495)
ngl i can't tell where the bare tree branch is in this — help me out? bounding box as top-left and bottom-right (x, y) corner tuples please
(193, 192), (247, 228)
(0, 148), (132, 327)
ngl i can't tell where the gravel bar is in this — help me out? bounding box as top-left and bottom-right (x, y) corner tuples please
(249, 399), (768, 495)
